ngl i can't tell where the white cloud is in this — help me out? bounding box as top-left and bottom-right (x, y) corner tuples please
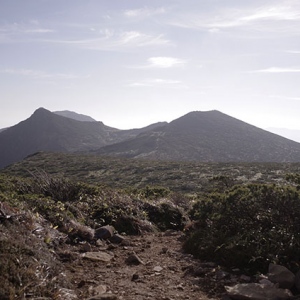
(168, 3), (300, 34)
(48, 30), (171, 50)
(125, 78), (188, 88)
(250, 67), (300, 73)
(0, 22), (54, 44)
(240, 5), (300, 22)
(25, 28), (54, 34)
(0, 23), (54, 35)
(0, 68), (84, 80)
(124, 7), (165, 18)
(147, 57), (186, 68)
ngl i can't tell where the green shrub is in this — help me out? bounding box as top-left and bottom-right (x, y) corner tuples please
(184, 184), (300, 274)
(127, 185), (171, 200)
(142, 200), (187, 231)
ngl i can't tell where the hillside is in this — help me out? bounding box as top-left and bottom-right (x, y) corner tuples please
(96, 110), (300, 162)
(0, 108), (120, 168)
(2, 160), (300, 299)
(0, 108), (169, 169)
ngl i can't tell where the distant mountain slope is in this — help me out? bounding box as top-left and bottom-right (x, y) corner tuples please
(96, 110), (300, 162)
(0, 108), (170, 169)
(0, 108), (120, 168)
(53, 110), (97, 122)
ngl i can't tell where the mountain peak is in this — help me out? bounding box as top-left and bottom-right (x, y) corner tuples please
(34, 107), (50, 113)
(32, 107), (52, 117)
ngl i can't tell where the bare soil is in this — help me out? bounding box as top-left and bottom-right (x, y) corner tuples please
(60, 231), (221, 300)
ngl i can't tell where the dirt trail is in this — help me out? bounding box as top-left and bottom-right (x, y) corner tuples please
(62, 230), (219, 300)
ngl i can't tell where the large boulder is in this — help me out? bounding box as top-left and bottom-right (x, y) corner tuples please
(225, 283), (292, 300)
(267, 263), (295, 289)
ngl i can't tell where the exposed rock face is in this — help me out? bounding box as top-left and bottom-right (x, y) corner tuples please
(268, 263), (295, 289)
(225, 283), (292, 300)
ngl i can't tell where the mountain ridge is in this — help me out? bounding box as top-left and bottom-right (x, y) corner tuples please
(95, 110), (300, 162)
(1, 107), (300, 169)
(0, 108), (167, 168)
(53, 110), (97, 122)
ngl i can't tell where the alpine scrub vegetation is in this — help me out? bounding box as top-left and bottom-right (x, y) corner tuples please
(2, 161), (300, 297)
(0, 172), (188, 298)
(184, 183), (300, 274)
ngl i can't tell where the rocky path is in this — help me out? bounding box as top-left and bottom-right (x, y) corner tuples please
(61, 230), (219, 300)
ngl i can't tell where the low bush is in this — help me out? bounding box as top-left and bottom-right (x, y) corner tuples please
(184, 183), (300, 274)
(0, 210), (65, 299)
(142, 200), (187, 231)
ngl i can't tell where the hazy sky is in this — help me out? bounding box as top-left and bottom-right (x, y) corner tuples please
(1, 0), (300, 130)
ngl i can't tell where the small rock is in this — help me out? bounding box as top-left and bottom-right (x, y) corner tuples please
(88, 285), (107, 296)
(176, 283), (184, 291)
(120, 239), (131, 246)
(268, 263), (295, 289)
(54, 288), (78, 300)
(107, 244), (117, 250)
(153, 266), (163, 272)
(82, 251), (113, 262)
(259, 279), (274, 286)
(95, 225), (115, 240)
(225, 283), (292, 300)
(131, 273), (139, 281)
(109, 234), (126, 244)
(80, 242), (92, 252)
(125, 252), (144, 265)
(96, 239), (105, 247)
(240, 275), (251, 282)
(68, 220), (95, 242)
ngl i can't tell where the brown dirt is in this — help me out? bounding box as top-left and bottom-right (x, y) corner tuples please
(60, 230), (222, 300)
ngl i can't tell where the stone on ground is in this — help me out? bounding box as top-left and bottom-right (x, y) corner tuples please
(267, 263), (295, 289)
(225, 283), (292, 300)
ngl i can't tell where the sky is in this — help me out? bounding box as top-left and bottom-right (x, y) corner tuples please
(1, 0), (300, 130)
